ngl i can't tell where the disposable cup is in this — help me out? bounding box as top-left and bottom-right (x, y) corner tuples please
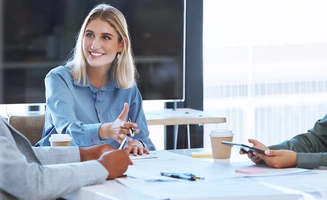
(209, 129), (234, 162)
(49, 134), (72, 147)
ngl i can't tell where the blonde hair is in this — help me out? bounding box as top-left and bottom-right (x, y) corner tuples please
(66, 3), (136, 88)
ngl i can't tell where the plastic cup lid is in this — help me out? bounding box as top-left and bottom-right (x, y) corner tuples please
(49, 134), (72, 142)
(209, 129), (234, 137)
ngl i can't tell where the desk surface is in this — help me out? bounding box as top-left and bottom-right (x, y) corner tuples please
(145, 108), (226, 125)
(64, 149), (327, 200)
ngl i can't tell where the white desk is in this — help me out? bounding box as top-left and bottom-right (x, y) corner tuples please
(145, 108), (226, 149)
(64, 149), (327, 200)
(145, 108), (226, 126)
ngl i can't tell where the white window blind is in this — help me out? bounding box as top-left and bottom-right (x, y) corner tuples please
(203, 0), (327, 147)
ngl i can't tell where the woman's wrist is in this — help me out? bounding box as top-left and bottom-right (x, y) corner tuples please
(98, 123), (106, 140)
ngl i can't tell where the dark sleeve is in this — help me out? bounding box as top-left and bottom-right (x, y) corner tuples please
(268, 113), (327, 168)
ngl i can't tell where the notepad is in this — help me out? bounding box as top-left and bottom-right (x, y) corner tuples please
(191, 152), (212, 158)
(129, 151), (157, 160)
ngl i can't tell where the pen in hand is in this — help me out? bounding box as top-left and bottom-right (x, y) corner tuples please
(127, 118), (134, 137)
(118, 137), (129, 150)
(118, 118), (135, 149)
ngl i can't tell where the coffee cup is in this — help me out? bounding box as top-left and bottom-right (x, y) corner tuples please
(209, 129), (234, 162)
(49, 134), (72, 147)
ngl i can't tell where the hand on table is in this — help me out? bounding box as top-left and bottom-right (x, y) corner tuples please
(124, 138), (150, 156)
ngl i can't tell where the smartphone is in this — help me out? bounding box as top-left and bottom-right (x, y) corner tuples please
(221, 141), (265, 154)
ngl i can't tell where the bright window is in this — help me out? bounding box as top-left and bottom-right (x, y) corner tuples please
(203, 0), (327, 147)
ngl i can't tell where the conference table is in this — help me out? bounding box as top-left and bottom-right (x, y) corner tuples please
(64, 148), (327, 200)
(145, 108), (226, 149)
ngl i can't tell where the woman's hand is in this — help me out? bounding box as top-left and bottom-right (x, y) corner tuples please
(98, 103), (139, 142)
(125, 138), (150, 156)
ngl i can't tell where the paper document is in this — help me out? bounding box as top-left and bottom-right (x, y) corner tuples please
(234, 165), (314, 177)
(117, 151), (305, 200)
(250, 170), (327, 199)
(129, 151), (157, 160)
(117, 176), (302, 200)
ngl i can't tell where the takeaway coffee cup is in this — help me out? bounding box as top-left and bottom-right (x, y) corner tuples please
(209, 129), (234, 162)
(49, 134), (72, 147)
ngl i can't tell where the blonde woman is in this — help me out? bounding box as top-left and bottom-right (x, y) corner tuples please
(37, 4), (155, 155)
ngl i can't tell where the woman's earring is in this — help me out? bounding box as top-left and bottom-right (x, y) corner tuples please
(117, 53), (121, 60)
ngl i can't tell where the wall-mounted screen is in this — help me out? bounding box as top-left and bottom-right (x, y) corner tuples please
(2, 0), (185, 103)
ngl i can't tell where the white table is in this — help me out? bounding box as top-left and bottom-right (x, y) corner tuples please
(145, 108), (226, 149)
(64, 149), (327, 200)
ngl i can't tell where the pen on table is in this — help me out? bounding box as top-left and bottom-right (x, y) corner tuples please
(161, 172), (196, 181)
(183, 173), (205, 180)
(160, 172), (200, 181)
(127, 118), (134, 137)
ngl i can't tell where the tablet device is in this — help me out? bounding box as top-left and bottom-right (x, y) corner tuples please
(221, 141), (265, 154)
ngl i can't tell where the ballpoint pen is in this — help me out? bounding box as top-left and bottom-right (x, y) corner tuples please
(160, 172), (196, 181)
(118, 118), (134, 149)
(118, 137), (129, 149)
(182, 173), (205, 180)
(160, 172), (204, 181)
(127, 118), (134, 137)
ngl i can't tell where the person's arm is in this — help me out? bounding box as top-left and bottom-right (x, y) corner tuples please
(269, 114), (327, 153)
(0, 136), (107, 200)
(266, 114), (327, 168)
(127, 85), (156, 151)
(32, 144), (115, 165)
(44, 68), (103, 146)
(32, 146), (80, 164)
(297, 152), (327, 169)
(258, 149), (327, 169)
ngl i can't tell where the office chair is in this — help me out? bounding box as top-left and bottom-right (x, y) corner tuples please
(8, 114), (45, 146)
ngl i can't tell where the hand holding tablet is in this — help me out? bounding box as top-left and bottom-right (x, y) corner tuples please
(221, 141), (265, 154)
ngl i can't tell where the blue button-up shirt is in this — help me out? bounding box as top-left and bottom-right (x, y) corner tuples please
(36, 66), (155, 150)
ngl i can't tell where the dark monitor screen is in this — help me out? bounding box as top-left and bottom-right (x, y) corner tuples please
(2, 0), (185, 103)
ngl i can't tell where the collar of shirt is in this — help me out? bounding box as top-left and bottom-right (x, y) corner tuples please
(73, 74), (119, 93)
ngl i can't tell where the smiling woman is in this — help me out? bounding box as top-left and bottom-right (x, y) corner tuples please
(82, 18), (124, 88)
(70, 4), (135, 90)
(36, 4), (156, 155)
